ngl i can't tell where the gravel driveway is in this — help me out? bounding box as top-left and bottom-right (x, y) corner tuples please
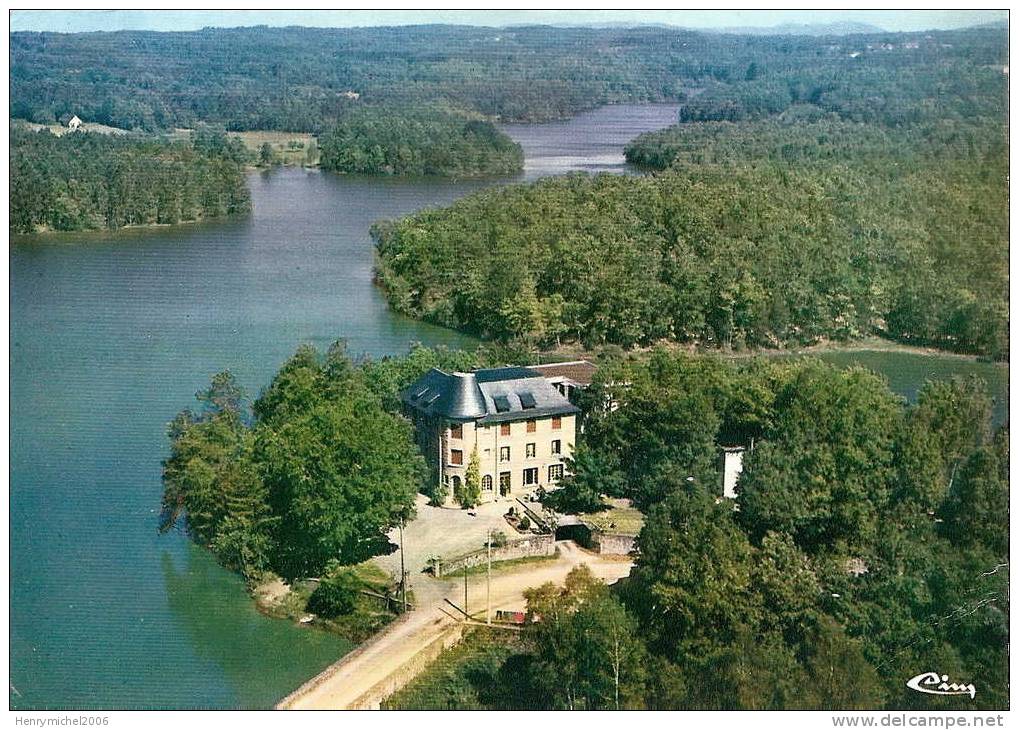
(372, 494), (524, 579)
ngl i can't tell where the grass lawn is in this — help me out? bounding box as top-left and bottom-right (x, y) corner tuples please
(581, 498), (645, 535)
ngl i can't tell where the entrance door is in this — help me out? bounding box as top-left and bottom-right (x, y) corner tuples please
(499, 471), (511, 496)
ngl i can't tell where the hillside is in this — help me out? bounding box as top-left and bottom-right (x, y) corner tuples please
(9, 24), (1006, 132)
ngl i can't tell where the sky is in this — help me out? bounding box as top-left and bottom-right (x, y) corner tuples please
(8, 9), (1009, 34)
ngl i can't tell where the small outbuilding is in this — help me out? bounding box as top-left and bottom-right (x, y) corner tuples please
(721, 446), (745, 499)
(67, 115), (83, 131)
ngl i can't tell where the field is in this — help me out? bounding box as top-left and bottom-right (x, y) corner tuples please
(12, 119), (130, 136)
(230, 130), (318, 166)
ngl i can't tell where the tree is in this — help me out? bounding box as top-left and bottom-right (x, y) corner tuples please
(693, 630), (813, 710)
(523, 566), (647, 709)
(805, 617), (885, 710)
(737, 363), (901, 554)
(543, 445), (623, 514)
(196, 370), (244, 416)
(257, 382), (424, 580)
(455, 448), (482, 508)
(160, 379), (273, 579)
(939, 445), (1008, 557)
(164, 343), (425, 583)
(626, 486), (758, 665)
(258, 142), (275, 166)
(307, 568), (366, 617)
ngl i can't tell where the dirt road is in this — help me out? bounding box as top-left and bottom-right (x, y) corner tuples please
(277, 541), (631, 710)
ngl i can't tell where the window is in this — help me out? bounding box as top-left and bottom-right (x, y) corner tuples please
(449, 423), (462, 440)
(499, 471), (511, 495)
(526, 443), (536, 458)
(500, 446), (511, 462)
(549, 464), (564, 481)
(526, 418), (536, 433)
(450, 449), (463, 466)
(552, 416), (562, 430)
(523, 468), (538, 486)
(482, 475), (493, 491)
(551, 439), (561, 455)
(500, 423), (511, 436)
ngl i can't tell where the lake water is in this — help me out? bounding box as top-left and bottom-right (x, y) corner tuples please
(9, 104), (1007, 709)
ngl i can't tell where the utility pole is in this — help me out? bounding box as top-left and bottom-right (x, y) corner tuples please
(399, 520), (407, 613)
(486, 529), (492, 625)
(463, 562), (468, 621)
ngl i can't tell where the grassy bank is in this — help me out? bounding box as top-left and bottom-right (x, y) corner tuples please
(381, 626), (526, 710)
(254, 563), (402, 644)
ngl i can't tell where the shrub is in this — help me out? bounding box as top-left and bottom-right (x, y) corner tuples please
(518, 515), (531, 531)
(307, 568), (366, 618)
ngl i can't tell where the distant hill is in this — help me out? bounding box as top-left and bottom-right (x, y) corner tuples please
(710, 21), (884, 36)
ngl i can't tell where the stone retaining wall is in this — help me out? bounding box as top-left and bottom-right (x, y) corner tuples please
(434, 532), (556, 577)
(590, 530), (636, 555)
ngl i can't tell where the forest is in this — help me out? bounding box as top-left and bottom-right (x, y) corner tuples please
(10, 127), (251, 234)
(373, 130), (1007, 358)
(358, 24), (1006, 358)
(386, 349), (1008, 710)
(318, 108), (522, 177)
(9, 25), (1005, 132)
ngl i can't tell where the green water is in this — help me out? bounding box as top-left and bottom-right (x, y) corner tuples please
(9, 104), (1008, 709)
(810, 350), (1008, 426)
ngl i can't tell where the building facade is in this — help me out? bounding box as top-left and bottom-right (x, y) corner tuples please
(401, 366), (580, 506)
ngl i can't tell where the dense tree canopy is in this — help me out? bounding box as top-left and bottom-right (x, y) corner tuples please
(161, 343), (425, 582)
(10, 25), (1004, 132)
(375, 113), (1006, 358)
(10, 127), (250, 234)
(360, 25), (1005, 358)
(319, 108), (522, 177)
(588, 351), (1008, 710)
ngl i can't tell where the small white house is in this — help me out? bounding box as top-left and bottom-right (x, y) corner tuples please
(67, 115), (83, 131)
(721, 446), (745, 499)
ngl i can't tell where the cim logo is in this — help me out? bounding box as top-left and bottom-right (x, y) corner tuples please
(906, 672), (976, 699)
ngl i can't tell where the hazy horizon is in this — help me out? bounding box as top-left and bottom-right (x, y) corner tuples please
(9, 9), (1008, 34)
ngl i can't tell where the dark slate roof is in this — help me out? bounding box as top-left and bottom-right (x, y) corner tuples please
(475, 376), (580, 424)
(474, 366), (542, 383)
(401, 367), (578, 422)
(400, 368), (486, 420)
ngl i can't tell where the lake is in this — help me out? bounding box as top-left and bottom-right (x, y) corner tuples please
(8, 104), (1007, 709)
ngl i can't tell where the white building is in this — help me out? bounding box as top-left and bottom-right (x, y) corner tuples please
(721, 446), (745, 499)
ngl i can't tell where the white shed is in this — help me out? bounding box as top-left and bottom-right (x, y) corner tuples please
(67, 115), (83, 131)
(721, 446), (745, 499)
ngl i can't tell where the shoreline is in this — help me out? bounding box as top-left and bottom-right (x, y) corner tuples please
(536, 335), (1008, 368)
